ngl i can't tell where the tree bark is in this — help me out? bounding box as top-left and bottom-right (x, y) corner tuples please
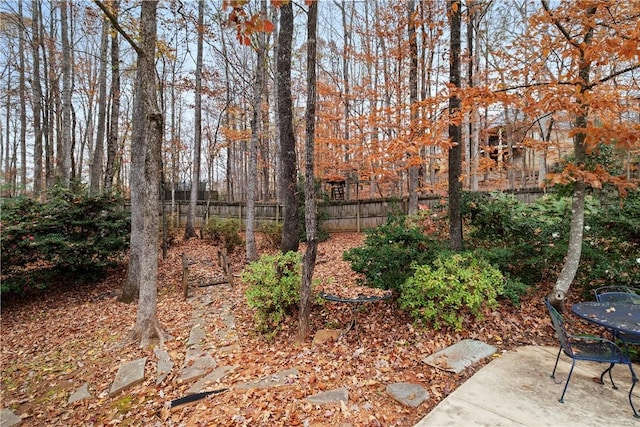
(59, 1), (72, 186)
(299, 0), (318, 343)
(104, 0), (120, 192)
(407, 0), (419, 214)
(31, 0), (44, 196)
(18, 1), (27, 194)
(278, 2), (299, 253)
(184, 0), (205, 240)
(90, 17), (109, 195)
(448, 0), (463, 251)
(246, 1), (268, 262)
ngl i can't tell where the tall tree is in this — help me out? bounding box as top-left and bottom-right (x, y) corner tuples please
(18, 1), (27, 194)
(246, 1), (268, 262)
(59, 0), (72, 186)
(31, 0), (44, 195)
(184, 0), (205, 240)
(299, 0), (318, 342)
(448, 0), (463, 251)
(278, 1), (299, 253)
(90, 16), (109, 194)
(104, 0), (120, 192)
(407, 0), (419, 214)
(98, 0), (165, 345)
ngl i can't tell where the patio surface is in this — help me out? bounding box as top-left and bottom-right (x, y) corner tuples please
(416, 345), (640, 426)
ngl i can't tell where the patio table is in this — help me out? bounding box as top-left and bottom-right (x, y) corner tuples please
(571, 302), (640, 337)
(319, 292), (391, 343)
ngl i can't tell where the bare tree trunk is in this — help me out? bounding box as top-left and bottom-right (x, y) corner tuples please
(407, 0), (419, 214)
(278, 2), (299, 253)
(448, 0), (463, 251)
(185, 0), (204, 240)
(104, 0), (120, 192)
(91, 18), (109, 194)
(60, 0), (72, 186)
(299, 0), (318, 343)
(31, 0), (44, 195)
(18, 1), (27, 194)
(247, 1), (268, 262)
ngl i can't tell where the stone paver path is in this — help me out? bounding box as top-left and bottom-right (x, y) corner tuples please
(1, 261), (499, 424)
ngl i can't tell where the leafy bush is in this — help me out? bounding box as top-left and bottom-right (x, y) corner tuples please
(257, 221), (283, 249)
(399, 253), (505, 330)
(202, 217), (243, 251)
(343, 212), (446, 291)
(1, 185), (130, 293)
(243, 251), (302, 335)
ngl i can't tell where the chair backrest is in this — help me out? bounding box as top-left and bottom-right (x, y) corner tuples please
(544, 298), (574, 357)
(596, 291), (640, 304)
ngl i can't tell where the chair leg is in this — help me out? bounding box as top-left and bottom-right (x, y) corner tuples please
(558, 359), (576, 403)
(599, 363), (617, 389)
(628, 364), (639, 419)
(551, 346), (562, 379)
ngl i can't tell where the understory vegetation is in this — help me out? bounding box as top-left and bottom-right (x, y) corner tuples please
(342, 189), (640, 330)
(0, 184), (130, 294)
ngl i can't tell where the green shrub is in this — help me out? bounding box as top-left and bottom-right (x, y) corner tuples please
(0, 185), (130, 293)
(257, 221), (283, 249)
(343, 212), (445, 291)
(202, 217), (243, 252)
(399, 252), (505, 331)
(243, 251), (302, 335)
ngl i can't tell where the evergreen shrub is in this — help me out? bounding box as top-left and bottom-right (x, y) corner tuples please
(243, 251), (302, 335)
(202, 217), (243, 251)
(399, 252), (505, 331)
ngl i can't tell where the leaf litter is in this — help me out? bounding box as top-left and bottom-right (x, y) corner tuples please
(1, 232), (559, 426)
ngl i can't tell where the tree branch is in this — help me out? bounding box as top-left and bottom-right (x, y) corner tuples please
(94, 0), (143, 56)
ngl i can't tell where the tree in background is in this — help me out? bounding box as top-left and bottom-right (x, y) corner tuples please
(448, 0), (463, 251)
(277, 1), (299, 253)
(299, 0), (318, 342)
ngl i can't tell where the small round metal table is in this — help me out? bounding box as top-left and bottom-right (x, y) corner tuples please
(571, 302), (640, 337)
(319, 292), (391, 344)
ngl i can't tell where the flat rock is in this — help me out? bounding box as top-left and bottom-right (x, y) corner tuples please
(187, 365), (237, 394)
(187, 326), (206, 347)
(305, 387), (349, 405)
(313, 329), (341, 345)
(179, 354), (216, 383)
(68, 383), (91, 404)
(1, 408), (21, 427)
(236, 368), (299, 390)
(386, 382), (429, 407)
(219, 343), (241, 354)
(110, 357), (147, 396)
(216, 328), (236, 344)
(423, 339), (496, 374)
(154, 347), (174, 385)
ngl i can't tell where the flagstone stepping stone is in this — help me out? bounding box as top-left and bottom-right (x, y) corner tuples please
(110, 357), (147, 396)
(187, 326), (206, 347)
(386, 382), (429, 408)
(220, 311), (235, 328)
(187, 365), (237, 394)
(179, 354), (216, 383)
(216, 328), (236, 344)
(423, 339), (496, 374)
(305, 387), (349, 405)
(68, 383), (91, 404)
(236, 368), (299, 390)
(219, 343), (241, 354)
(1, 408), (21, 427)
(154, 347), (174, 385)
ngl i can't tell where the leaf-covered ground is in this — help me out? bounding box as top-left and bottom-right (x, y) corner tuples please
(1, 232), (558, 426)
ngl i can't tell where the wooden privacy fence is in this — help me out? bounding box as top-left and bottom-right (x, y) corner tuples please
(164, 188), (545, 233)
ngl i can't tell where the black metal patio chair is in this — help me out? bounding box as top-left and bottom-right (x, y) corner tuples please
(544, 298), (639, 418)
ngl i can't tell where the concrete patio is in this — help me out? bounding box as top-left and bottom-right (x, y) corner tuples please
(416, 345), (639, 426)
